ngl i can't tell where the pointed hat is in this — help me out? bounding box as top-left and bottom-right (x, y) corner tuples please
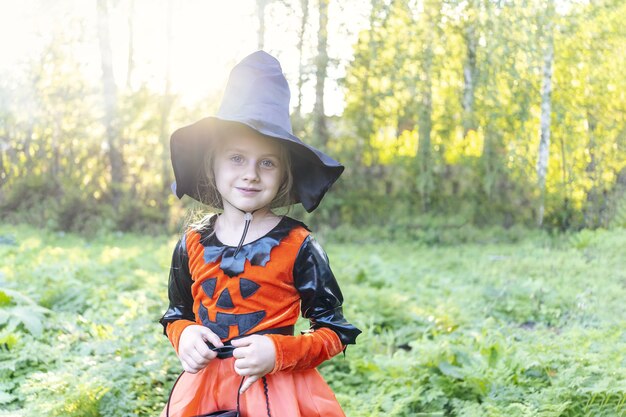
(169, 50), (343, 212)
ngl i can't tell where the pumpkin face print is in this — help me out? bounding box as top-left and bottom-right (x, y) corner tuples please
(197, 276), (266, 339)
(184, 216), (311, 341)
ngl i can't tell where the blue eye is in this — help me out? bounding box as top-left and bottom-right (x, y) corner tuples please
(230, 155), (243, 164)
(260, 159), (275, 168)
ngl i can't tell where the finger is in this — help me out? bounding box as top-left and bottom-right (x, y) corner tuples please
(194, 346), (216, 363)
(200, 328), (223, 348)
(234, 362), (254, 376)
(194, 340), (216, 359)
(181, 359), (200, 374)
(234, 358), (252, 371)
(240, 375), (259, 394)
(232, 346), (250, 359)
(230, 336), (253, 347)
(186, 348), (208, 366)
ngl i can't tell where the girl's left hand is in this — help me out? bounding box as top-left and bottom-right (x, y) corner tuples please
(231, 335), (276, 393)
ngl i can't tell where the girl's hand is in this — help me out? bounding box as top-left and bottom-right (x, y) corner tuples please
(178, 325), (224, 373)
(231, 335), (276, 393)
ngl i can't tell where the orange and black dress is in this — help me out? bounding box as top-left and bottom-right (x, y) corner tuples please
(159, 214), (361, 417)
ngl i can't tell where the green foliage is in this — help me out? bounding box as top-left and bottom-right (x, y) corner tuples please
(321, 226), (626, 416)
(0, 224), (180, 416)
(0, 289), (50, 337)
(1, 222), (624, 416)
(0, 32), (219, 236)
(336, 0), (626, 231)
(2, 1), (625, 234)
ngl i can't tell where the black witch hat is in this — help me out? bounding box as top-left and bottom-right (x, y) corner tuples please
(170, 50), (343, 213)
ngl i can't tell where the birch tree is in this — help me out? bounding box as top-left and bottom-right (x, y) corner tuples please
(159, 0), (174, 214)
(536, 0), (555, 227)
(293, 0), (309, 134)
(416, 0), (442, 211)
(312, 0), (329, 148)
(461, 0), (479, 137)
(126, 0), (134, 89)
(257, 0), (270, 49)
(97, 0), (124, 212)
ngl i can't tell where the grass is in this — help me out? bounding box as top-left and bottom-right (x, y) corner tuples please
(0, 222), (624, 416)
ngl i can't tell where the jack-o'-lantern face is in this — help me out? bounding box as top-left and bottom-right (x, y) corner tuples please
(188, 215), (306, 341)
(197, 276), (265, 339)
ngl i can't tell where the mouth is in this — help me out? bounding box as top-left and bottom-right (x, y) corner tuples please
(236, 187), (261, 194)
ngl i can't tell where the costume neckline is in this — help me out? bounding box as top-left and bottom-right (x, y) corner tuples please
(198, 214), (309, 277)
(209, 214), (287, 248)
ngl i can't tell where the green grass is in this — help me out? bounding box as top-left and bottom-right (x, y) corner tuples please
(0, 223), (624, 416)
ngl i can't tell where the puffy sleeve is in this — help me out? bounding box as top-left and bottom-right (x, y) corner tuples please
(158, 232), (197, 353)
(293, 235), (361, 345)
(265, 235), (361, 373)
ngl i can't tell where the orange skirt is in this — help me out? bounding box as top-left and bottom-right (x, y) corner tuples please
(160, 357), (346, 417)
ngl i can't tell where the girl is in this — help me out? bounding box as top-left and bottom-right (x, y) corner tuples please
(159, 51), (361, 417)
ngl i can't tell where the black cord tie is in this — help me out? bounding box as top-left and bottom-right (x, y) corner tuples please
(233, 212), (253, 258)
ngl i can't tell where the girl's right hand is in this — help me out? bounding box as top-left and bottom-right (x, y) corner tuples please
(178, 325), (224, 373)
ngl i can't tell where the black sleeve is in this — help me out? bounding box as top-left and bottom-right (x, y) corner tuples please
(293, 235), (362, 345)
(158, 233), (195, 335)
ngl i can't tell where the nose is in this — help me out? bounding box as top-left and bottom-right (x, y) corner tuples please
(241, 160), (260, 182)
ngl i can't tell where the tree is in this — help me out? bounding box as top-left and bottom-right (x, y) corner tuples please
(159, 0), (175, 219)
(257, 0), (270, 49)
(97, 0), (124, 212)
(415, 0), (442, 211)
(536, 0), (555, 227)
(292, 0), (310, 136)
(313, 0), (330, 149)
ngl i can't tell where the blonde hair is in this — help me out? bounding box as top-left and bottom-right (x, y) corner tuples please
(186, 121), (295, 232)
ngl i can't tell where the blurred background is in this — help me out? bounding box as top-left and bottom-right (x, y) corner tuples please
(1, 2), (626, 417)
(1, 0), (624, 237)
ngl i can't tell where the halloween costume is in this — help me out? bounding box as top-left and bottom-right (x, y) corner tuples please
(160, 50), (360, 416)
(159, 214), (360, 416)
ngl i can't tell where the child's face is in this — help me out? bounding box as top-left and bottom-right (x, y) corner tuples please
(213, 126), (284, 214)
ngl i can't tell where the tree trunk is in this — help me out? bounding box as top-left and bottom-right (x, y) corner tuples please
(536, 15), (554, 227)
(160, 0), (174, 219)
(257, 0), (269, 50)
(583, 109), (599, 227)
(97, 0), (124, 212)
(462, 21), (478, 136)
(354, 0), (377, 176)
(293, 0), (309, 135)
(418, 65), (433, 211)
(0, 137), (7, 191)
(558, 127), (571, 229)
(22, 124), (33, 170)
(313, 0), (329, 149)
(48, 108), (59, 194)
(126, 0), (135, 89)
(416, 0), (438, 212)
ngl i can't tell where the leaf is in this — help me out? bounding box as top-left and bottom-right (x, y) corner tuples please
(0, 289), (36, 305)
(0, 311), (9, 326)
(0, 291), (11, 307)
(0, 359), (16, 372)
(0, 390), (15, 405)
(10, 306), (43, 337)
(438, 361), (464, 380)
(0, 333), (18, 351)
(488, 345), (499, 367)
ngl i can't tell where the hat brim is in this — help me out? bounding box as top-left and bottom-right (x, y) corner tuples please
(170, 116), (344, 213)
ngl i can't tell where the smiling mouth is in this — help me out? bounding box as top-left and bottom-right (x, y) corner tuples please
(237, 187), (261, 193)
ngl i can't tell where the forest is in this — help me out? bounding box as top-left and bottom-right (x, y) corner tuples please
(1, 0), (625, 416)
(1, 0), (624, 234)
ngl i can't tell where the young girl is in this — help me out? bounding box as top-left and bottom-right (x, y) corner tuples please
(159, 51), (361, 417)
